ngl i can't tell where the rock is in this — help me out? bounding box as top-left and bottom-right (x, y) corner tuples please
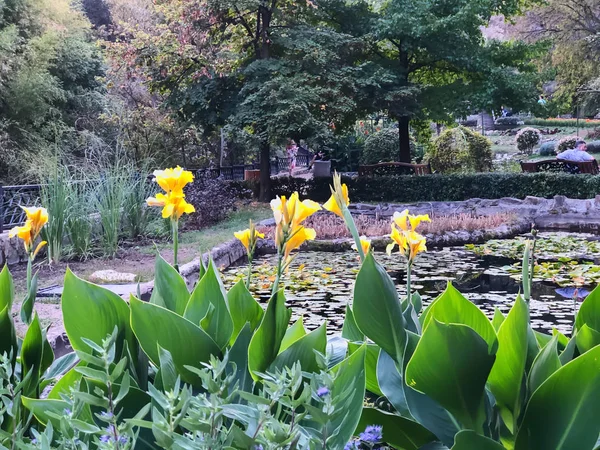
(524, 196), (542, 205)
(89, 270), (138, 284)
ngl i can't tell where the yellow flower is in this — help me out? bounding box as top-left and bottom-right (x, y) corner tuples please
(352, 236), (371, 255)
(387, 225), (427, 261)
(392, 210), (430, 232)
(152, 166), (194, 193)
(9, 221), (33, 248)
(270, 192), (321, 227)
(9, 206), (49, 255)
(284, 226), (316, 261)
(22, 206), (49, 238)
(234, 228), (265, 252)
(323, 182), (349, 218)
(146, 191), (195, 220)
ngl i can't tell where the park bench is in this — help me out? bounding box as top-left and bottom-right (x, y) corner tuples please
(520, 159), (599, 175)
(358, 162), (432, 176)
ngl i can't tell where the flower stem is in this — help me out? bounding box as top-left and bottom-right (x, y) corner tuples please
(271, 253), (284, 297)
(341, 205), (364, 262)
(246, 257), (253, 289)
(406, 261), (412, 300)
(26, 256), (32, 293)
(172, 219), (179, 271)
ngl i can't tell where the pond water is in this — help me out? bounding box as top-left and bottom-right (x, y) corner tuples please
(221, 244), (590, 336)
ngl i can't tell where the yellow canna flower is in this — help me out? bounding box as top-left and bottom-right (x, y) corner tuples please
(152, 166), (194, 193)
(323, 183), (349, 218)
(352, 236), (371, 255)
(387, 224), (427, 262)
(293, 198), (321, 227)
(271, 192), (321, 228)
(392, 210), (430, 232)
(234, 228), (265, 252)
(146, 192), (169, 208)
(284, 226), (316, 261)
(21, 206), (49, 238)
(9, 221), (33, 249)
(33, 240), (47, 259)
(147, 191), (195, 220)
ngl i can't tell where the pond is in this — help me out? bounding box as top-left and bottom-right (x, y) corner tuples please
(221, 233), (599, 336)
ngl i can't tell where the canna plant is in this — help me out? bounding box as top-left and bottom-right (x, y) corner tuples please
(234, 220), (264, 289)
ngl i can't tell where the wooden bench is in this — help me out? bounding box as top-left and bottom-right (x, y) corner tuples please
(358, 162), (432, 176)
(520, 159), (599, 175)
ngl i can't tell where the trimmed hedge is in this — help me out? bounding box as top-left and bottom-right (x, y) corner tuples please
(524, 118), (600, 128)
(240, 173), (600, 203)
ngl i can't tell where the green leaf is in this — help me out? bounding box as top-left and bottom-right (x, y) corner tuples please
(575, 284), (600, 332)
(43, 352), (78, 381)
(575, 324), (600, 354)
(342, 304), (365, 341)
(20, 272), (38, 325)
(356, 408), (436, 450)
(62, 269), (135, 358)
(150, 254), (190, 315)
(0, 304), (17, 364)
(248, 290), (291, 380)
(421, 283), (497, 350)
(528, 335), (561, 395)
(327, 344), (367, 449)
(487, 295), (528, 433)
(157, 346), (177, 392)
(516, 344), (600, 450)
(350, 342), (382, 397)
(279, 318), (306, 353)
(405, 321), (496, 432)
(227, 324), (254, 394)
(21, 397), (69, 427)
(270, 323), (326, 374)
(48, 366), (83, 399)
(353, 252), (406, 362)
(130, 296), (220, 387)
(377, 350), (410, 417)
(492, 308), (505, 331)
(226, 280), (263, 342)
(451, 430), (505, 449)
(184, 258), (233, 349)
(21, 313), (44, 396)
(0, 265), (14, 312)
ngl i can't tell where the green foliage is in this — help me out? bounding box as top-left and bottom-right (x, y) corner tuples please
(515, 127), (542, 154)
(524, 118), (600, 128)
(557, 135), (578, 152)
(538, 141), (556, 156)
(586, 140), (600, 153)
(494, 117), (522, 126)
(427, 126), (493, 173)
(361, 127), (400, 164)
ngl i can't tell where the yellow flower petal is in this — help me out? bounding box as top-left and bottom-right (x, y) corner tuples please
(323, 194), (342, 217)
(293, 199), (321, 226)
(153, 166), (194, 193)
(386, 242), (396, 256)
(33, 240), (47, 259)
(21, 206), (48, 239)
(408, 214), (431, 230)
(234, 229), (251, 251)
(392, 209), (410, 231)
(284, 226), (316, 260)
(352, 235), (371, 254)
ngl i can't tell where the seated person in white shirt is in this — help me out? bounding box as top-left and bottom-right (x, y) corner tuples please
(556, 140), (595, 162)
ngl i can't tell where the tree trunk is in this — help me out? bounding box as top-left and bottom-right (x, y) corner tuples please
(259, 140), (271, 202)
(398, 117), (411, 163)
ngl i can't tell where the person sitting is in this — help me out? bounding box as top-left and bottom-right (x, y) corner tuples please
(556, 140), (594, 162)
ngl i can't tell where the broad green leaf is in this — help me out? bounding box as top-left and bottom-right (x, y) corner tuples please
(526, 327), (542, 372)
(353, 252), (406, 362)
(158, 346), (177, 392)
(184, 258), (233, 349)
(279, 318), (306, 353)
(576, 324), (600, 354)
(377, 350), (410, 417)
(130, 296), (220, 387)
(356, 408), (436, 450)
(403, 331), (460, 447)
(406, 321), (496, 432)
(559, 331), (578, 365)
(270, 323), (326, 374)
(492, 308), (505, 331)
(575, 284), (600, 332)
(327, 344), (367, 449)
(421, 283), (497, 350)
(21, 313), (44, 396)
(0, 264), (14, 311)
(248, 290), (291, 380)
(0, 304), (17, 363)
(452, 430), (505, 449)
(350, 342), (382, 396)
(21, 398), (69, 427)
(515, 345), (600, 450)
(487, 295), (528, 433)
(43, 352), (78, 381)
(20, 272), (38, 325)
(48, 366), (83, 399)
(534, 330), (553, 348)
(62, 269), (135, 358)
(327, 336), (348, 369)
(552, 329), (570, 348)
(342, 305), (365, 341)
(528, 335), (561, 394)
(226, 280), (263, 342)
(228, 324), (254, 394)
(150, 254), (190, 315)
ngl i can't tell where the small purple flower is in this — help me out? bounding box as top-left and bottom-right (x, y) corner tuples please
(254, 445), (264, 450)
(316, 386), (330, 398)
(344, 442), (358, 450)
(119, 435), (128, 445)
(100, 411), (114, 420)
(31, 439), (38, 445)
(63, 408), (71, 415)
(99, 435), (111, 443)
(359, 424), (383, 443)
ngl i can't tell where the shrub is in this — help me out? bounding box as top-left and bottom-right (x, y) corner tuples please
(494, 117), (522, 126)
(524, 118), (600, 128)
(427, 126), (493, 173)
(587, 128), (600, 140)
(185, 174), (248, 227)
(539, 141), (556, 156)
(361, 127), (400, 164)
(557, 135), (578, 152)
(586, 140), (600, 153)
(515, 127), (542, 154)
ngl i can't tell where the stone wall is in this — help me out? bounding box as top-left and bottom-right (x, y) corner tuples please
(0, 231), (28, 266)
